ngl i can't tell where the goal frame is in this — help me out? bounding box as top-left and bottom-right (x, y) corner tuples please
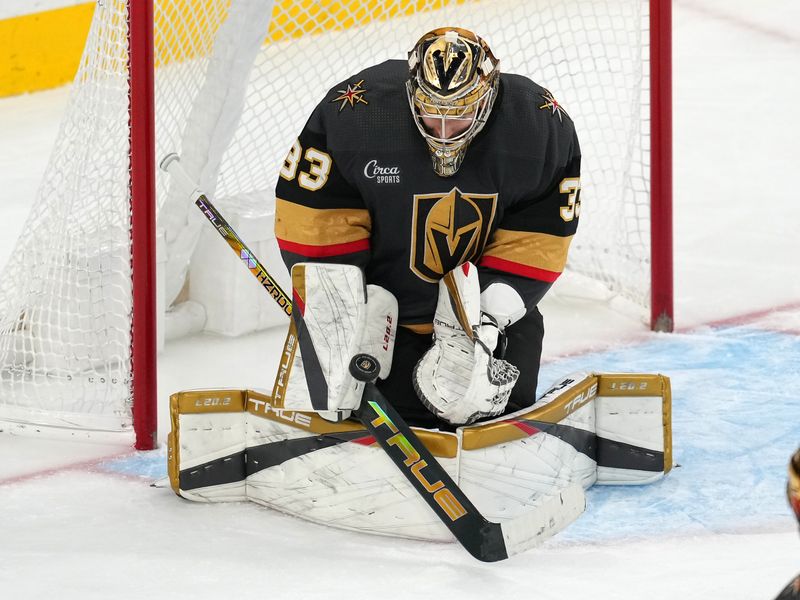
(130, 0), (158, 450)
(649, 0), (674, 334)
(126, 0), (673, 450)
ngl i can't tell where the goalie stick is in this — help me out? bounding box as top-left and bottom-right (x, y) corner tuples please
(349, 354), (584, 561)
(160, 154), (585, 562)
(160, 153), (292, 317)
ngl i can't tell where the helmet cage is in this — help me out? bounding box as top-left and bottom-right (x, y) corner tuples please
(406, 81), (495, 148)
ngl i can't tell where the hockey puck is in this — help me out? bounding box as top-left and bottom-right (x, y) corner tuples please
(349, 354), (380, 382)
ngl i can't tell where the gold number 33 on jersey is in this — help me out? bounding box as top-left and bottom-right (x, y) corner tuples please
(280, 139), (333, 191)
(559, 177), (581, 222)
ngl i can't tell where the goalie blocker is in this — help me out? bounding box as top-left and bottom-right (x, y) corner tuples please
(167, 370), (672, 542)
(271, 263), (398, 422)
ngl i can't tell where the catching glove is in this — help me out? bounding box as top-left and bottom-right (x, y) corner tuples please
(413, 263), (519, 425)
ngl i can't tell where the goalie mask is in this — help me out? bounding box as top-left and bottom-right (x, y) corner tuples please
(406, 28), (500, 177)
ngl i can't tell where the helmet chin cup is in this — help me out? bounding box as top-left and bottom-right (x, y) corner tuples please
(426, 139), (468, 178)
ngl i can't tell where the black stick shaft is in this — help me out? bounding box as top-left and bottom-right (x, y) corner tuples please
(354, 383), (508, 562)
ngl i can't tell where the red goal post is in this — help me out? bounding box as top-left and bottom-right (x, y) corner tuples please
(649, 0), (674, 334)
(130, 0), (158, 449)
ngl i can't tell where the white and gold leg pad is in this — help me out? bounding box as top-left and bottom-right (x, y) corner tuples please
(167, 372), (671, 541)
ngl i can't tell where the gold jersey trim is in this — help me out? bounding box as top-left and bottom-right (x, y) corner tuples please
(275, 198), (371, 246)
(482, 229), (573, 273)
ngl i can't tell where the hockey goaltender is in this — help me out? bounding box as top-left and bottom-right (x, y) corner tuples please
(165, 28), (673, 560)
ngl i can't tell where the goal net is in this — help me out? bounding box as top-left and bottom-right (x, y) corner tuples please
(0, 0), (669, 443)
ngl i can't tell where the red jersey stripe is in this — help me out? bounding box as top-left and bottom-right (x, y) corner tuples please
(277, 237), (370, 258)
(479, 255), (562, 283)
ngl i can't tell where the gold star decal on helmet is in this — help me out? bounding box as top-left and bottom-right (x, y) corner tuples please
(331, 80), (369, 111)
(539, 89), (568, 122)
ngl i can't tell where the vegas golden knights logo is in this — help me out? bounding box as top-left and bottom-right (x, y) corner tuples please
(410, 187), (498, 283)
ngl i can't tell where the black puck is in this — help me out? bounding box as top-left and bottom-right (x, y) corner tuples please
(349, 354), (380, 382)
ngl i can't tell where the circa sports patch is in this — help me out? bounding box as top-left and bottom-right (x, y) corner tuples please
(330, 79), (369, 111)
(363, 159), (401, 184)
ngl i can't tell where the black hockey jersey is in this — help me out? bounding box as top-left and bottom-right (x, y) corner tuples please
(275, 60), (580, 328)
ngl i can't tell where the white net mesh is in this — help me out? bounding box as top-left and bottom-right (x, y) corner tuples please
(0, 0), (652, 431)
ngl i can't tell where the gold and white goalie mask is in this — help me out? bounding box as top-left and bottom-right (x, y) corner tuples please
(406, 28), (500, 177)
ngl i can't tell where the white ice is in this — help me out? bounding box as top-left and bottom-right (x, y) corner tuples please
(1, 0), (799, 598)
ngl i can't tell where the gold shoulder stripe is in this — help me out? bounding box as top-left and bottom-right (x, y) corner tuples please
(482, 229), (573, 273)
(275, 198), (371, 246)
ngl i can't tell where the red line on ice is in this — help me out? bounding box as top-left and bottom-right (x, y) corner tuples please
(0, 450), (138, 487)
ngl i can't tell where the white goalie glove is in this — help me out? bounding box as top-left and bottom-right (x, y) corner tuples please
(413, 263), (520, 425)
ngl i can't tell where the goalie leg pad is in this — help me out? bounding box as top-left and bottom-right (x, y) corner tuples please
(167, 390), (248, 502)
(167, 372), (671, 542)
(594, 373), (673, 485)
(455, 371), (672, 519)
